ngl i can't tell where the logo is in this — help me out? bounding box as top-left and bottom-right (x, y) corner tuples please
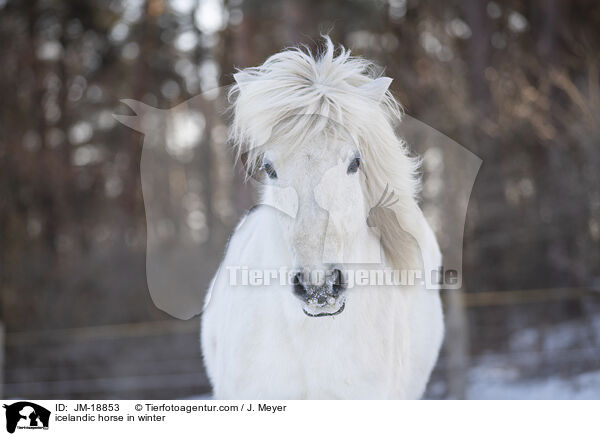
(3, 402), (50, 434)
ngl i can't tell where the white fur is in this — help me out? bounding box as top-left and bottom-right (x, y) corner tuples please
(201, 38), (444, 399)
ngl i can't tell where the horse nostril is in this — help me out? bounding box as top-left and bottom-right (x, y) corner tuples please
(293, 272), (306, 297)
(332, 269), (345, 295)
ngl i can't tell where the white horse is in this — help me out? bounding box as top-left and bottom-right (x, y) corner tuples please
(201, 38), (444, 399)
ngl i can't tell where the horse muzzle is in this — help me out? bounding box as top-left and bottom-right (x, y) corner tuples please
(292, 268), (347, 317)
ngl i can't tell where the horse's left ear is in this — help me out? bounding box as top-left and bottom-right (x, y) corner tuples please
(360, 77), (393, 102)
(233, 71), (252, 95)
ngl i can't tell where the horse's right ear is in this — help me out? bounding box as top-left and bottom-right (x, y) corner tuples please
(233, 71), (251, 95)
(113, 99), (155, 132)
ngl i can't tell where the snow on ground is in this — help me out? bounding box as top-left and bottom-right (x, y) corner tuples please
(467, 369), (600, 400)
(460, 312), (600, 399)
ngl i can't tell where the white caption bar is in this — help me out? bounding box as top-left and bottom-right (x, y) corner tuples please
(1, 400), (597, 436)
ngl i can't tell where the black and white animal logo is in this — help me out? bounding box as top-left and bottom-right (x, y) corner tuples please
(3, 402), (50, 434)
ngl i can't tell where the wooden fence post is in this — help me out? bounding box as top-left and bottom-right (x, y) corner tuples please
(0, 320), (4, 399)
(445, 291), (469, 399)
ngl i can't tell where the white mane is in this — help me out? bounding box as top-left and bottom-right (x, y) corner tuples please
(228, 36), (425, 271)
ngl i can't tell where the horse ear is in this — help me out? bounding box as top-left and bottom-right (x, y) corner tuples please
(232, 71), (273, 145)
(113, 99), (157, 132)
(233, 71), (252, 95)
(360, 77), (393, 102)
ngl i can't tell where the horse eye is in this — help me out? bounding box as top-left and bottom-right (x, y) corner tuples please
(262, 161), (278, 179)
(347, 157), (360, 174)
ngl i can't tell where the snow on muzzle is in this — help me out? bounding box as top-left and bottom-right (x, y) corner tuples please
(292, 268), (347, 317)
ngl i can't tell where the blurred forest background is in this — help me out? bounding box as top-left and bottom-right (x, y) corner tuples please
(1, 0), (599, 399)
